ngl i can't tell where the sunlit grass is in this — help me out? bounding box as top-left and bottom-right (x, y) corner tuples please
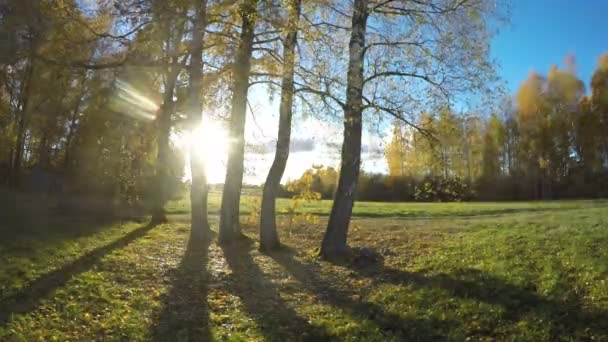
(169, 192), (607, 218)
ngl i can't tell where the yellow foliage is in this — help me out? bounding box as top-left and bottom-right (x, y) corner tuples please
(598, 53), (608, 71)
(282, 171), (321, 228)
(246, 196), (262, 226)
(516, 71), (545, 119)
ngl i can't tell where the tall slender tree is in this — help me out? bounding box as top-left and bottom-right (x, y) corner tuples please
(259, 0), (302, 251)
(151, 7), (187, 225)
(321, 0), (501, 257)
(321, 0), (368, 257)
(189, 0), (211, 238)
(219, 0), (258, 243)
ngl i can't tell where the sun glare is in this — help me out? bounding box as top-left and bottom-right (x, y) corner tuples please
(110, 80), (158, 121)
(181, 121), (229, 184)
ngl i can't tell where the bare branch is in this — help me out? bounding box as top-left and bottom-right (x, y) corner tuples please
(364, 70), (448, 97)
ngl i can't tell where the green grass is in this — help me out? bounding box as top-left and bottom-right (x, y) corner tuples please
(172, 191), (607, 218)
(1, 197), (607, 341)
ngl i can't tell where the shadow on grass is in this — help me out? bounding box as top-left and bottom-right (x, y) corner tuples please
(167, 206), (582, 220)
(152, 232), (213, 342)
(166, 207), (571, 221)
(338, 248), (608, 339)
(267, 247), (456, 340)
(0, 223), (156, 326)
(0, 215), (136, 252)
(221, 237), (335, 341)
(308, 206), (575, 219)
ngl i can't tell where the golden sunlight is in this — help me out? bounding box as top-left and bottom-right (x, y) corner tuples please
(179, 121), (229, 184)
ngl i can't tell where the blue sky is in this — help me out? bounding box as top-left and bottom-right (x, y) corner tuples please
(492, 0), (608, 94)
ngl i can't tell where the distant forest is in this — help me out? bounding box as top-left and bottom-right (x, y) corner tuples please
(285, 55), (608, 202)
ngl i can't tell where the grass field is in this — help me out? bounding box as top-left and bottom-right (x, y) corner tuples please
(1, 197), (607, 341)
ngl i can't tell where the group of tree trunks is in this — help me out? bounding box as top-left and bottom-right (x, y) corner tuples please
(0, 0), (510, 258)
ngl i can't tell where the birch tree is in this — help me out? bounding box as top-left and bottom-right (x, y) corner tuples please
(320, 0), (503, 257)
(259, 0), (303, 251)
(151, 2), (189, 225)
(219, 0), (259, 243)
(188, 0), (211, 237)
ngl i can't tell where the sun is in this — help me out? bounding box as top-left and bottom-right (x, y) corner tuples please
(178, 120), (229, 184)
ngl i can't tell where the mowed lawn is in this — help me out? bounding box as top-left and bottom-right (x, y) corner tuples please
(1, 197), (607, 341)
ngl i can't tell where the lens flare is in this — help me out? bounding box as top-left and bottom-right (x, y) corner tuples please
(109, 79), (159, 121)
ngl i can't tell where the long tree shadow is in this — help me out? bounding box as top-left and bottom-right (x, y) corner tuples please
(268, 247), (458, 340)
(307, 206), (577, 220)
(338, 248), (608, 339)
(0, 223), (156, 325)
(165, 205), (579, 221)
(152, 232), (213, 342)
(221, 237), (334, 341)
(0, 214), (138, 253)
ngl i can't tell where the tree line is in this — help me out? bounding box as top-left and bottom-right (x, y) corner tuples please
(285, 55), (608, 202)
(1, 0), (502, 257)
(384, 55), (608, 201)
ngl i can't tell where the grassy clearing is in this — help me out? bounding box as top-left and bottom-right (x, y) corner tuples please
(0, 198), (607, 341)
(171, 191), (607, 218)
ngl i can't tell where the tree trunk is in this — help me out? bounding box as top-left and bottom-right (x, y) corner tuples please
(150, 5), (190, 226)
(189, 0), (210, 239)
(219, 0), (257, 244)
(10, 60), (34, 191)
(37, 131), (49, 167)
(150, 70), (177, 225)
(320, 0), (368, 258)
(259, 0), (301, 251)
(63, 89), (85, 171)
(4, 147), (14, 185)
